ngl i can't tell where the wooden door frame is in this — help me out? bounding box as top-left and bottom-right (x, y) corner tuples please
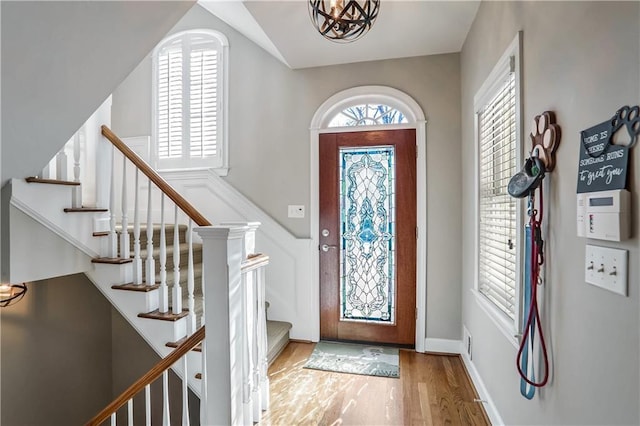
(309, 86), (428, 352)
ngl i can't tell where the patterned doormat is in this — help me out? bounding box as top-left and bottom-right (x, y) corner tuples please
(303, 341), (399, 378)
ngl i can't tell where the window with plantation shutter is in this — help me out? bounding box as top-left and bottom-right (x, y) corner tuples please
(474, 33), (522, 332)
(154, 30), (228, 173)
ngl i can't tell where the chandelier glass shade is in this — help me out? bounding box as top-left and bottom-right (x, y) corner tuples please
(308, 0), (380, 43)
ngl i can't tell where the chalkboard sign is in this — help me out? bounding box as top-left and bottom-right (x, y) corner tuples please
(577, 121), (628, 193)
(577, 105), (639, 193)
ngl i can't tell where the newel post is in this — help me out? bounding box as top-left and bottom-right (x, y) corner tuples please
(220, 222), (261, 258)
(194, 225), (249, 426)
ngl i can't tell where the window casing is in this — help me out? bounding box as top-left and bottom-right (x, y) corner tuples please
(474, 33), (523, 339)
(153, 30), (228, 173)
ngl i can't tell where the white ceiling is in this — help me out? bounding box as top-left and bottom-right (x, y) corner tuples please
(199, 0), (480, 69)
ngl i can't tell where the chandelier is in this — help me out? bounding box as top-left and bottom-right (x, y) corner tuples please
(0, 282), (27, 307)
(309, 0), (380, 43)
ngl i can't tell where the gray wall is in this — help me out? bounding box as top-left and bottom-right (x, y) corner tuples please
(0, 273), (199, 425)
(460, 2), (639, 424)
(112, 4), (463, 341)
(1, 0), (195, 185)
(0, 274), (113, 425)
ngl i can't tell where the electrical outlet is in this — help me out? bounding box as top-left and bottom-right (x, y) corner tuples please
(585, 244), (628, 296)
(287, 205), (305, 218)
(463, 326), (472, 360)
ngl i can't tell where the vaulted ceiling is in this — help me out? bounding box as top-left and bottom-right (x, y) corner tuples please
(199, 1), (481, 69)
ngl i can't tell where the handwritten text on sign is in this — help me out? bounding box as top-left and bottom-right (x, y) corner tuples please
(577, 120), (629, 193)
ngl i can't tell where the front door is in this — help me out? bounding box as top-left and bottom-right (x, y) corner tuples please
(319, 129), (416, 346)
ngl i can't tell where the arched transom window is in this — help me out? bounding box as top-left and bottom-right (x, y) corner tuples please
(328, 103), (409, 127)
(153, 29), (228, 173)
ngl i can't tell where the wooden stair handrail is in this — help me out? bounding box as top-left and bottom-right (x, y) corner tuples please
(242, 253), (270, 272)
(101, 125), (211, 227)
(85, 326), (205, 426)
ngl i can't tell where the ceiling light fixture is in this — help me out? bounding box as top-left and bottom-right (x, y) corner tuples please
(0, 282), (27, 307)
(309, 0), (380, 43)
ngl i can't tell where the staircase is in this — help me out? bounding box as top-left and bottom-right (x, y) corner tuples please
(117, 223), (291, 355)
(6, 122), (292, 425)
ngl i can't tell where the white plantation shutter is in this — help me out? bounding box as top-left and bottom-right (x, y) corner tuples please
(478, 69), (519, 319)
(189, 43), (218, 158)
(157, 40), (183, 159)
(154, 30), (227, 170)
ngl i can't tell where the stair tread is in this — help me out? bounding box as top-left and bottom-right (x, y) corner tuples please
(26, 176), (80, 186)
(138, 309), (189, 322)
(64, 207), (108, 213)
(112, 283), (160, 292)
(93, 231), (110, 237)
(92, 257), (133, 264)
(267, 320), (292, 342)
(166, 338), (202, 352)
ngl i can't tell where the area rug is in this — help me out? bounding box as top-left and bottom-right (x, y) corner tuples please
(303, 341), (399, 378)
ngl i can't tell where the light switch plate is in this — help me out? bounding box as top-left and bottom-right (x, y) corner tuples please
(287, 205), (305, 218)
(585, 244), (628, 296)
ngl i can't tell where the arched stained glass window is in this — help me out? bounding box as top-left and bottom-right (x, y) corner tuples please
(328, 103), (408, 127)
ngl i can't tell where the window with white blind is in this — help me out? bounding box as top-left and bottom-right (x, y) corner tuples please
(474, 33), (522, 336)
(153, 30), (228, 173)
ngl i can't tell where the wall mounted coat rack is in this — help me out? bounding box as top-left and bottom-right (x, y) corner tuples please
(530, 111), (561, 172)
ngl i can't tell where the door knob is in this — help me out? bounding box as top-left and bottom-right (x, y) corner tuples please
(321, 244), (338, 252)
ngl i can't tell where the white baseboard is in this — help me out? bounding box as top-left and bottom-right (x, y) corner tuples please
(424, 338), (462, 354)
(460, 351), (504, 426)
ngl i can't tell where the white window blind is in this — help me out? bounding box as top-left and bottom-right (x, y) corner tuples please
(155, 30), (227, 170)
(478, 71), (518, 319)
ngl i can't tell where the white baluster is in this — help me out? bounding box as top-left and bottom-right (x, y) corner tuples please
(109, 146), (118, 258)
(41, 162), (51, 180)
(252, 269), (262, 421)
(145, 180), (155, 287)
(159, 194), (168, 312)
(127, 398), (134, 426)
(200, 266), (205, 327)
(145, 384), (151, 426)
(200, 343), (208, 426)
(187, 219), (196, 334)
(182, 355), (190, 426)
(56, 147), (68, 181)
(120, 158), (130, 259)
(110, 413), (116, 426)
(162, 370), (171, 426)
(72, 132), (82, 208)
(172, 205), (182, 315)
(133, 169), (142, 285)
(242, 269), (253, 423)
(258, 264), (270, 410)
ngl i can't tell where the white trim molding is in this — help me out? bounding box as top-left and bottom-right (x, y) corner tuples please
(424, 338), (462, 355)
(309, 85), (428, 351)
(473, 31), (524, 344)
(460, 350), (505, 425)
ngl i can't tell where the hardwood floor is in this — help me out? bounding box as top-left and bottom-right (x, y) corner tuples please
(260, 342), (490, 426)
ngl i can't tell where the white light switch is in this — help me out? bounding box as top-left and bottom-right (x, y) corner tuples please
(287, 205), (305, 218)
(585, 244), (628, 296)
